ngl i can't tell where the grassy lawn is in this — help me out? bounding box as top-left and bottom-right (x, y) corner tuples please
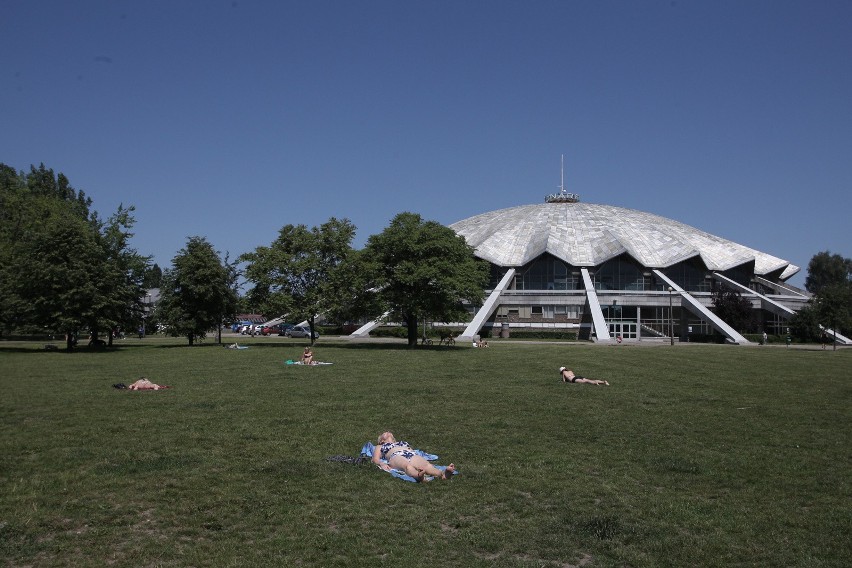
(1, 336), (849, 567)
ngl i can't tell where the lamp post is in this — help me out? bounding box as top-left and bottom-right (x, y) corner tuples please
(668, 287), (674, 346)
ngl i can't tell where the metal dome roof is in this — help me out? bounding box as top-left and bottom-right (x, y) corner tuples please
(449, 202), (800, 279)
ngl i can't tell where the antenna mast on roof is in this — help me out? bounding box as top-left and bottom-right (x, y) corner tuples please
(545, 154), (580, 203)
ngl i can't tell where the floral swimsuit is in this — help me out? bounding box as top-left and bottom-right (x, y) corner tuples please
(380, 441), (415, 461)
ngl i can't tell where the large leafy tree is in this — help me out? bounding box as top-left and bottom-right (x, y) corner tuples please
(240, 218), (358, 344)
(93, 205), (148, 346)
(805, 251), (852, 294)
(156, 237), (238, 346)
(813, 283), (851, 343)
(0, 163), (27, 334)
(5, 196), (102, 349)
(321, 248), (383, 326)
(791, 251), (852, 346)
(0, 163), (148, 349)
(365, 212), (488, 346)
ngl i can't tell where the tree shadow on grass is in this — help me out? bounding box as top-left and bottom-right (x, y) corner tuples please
(0, 344), (136, 355)
(203, 341), (432, 352)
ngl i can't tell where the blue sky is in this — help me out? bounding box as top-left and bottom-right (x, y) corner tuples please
(3, 0), (850, 288)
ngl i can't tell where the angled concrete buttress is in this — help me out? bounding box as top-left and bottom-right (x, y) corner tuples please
(717, 273), (851, 345)
(653, 270), (750, 345)
(712, 273), (795, 319)
(581, 268), (612, 343)
(458, 269), (516, 342)
(346, 311), (391, 339)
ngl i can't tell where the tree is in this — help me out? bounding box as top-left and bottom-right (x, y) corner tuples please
(156, 237), (238, 346)
(0, 163), (148, 349)
(711, 284), (753, 333)
(143, 263), (163, 289)
(805, 251), (852, 294)
(789, 303), (821, 341)
(90, 205), (149, 346)
(240, 218), (357, 344)
(5, 196), (103, 349)
(814, 283), (851, 347)
(0, 164), (27, 336)
(321, 248), (383, 326)
(364, 212), (488, 346)
(802, 251), (852, 349)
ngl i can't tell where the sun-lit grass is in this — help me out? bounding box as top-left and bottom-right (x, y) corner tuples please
(1, 336), (850, 567)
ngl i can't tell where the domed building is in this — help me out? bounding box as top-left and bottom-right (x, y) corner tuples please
(449, 184), (812, 345)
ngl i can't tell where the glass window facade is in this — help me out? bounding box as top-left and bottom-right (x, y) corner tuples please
(515, 254), (580, 290)
(498, 254), (754, 293)
(660, 258), (713, 292)
(593, 256), (646, 290)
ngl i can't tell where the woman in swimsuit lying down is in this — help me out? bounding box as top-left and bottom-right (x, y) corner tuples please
(560, 367), (609, 386)
(127, 378), (166, 390)
(372, 431), (456, 481)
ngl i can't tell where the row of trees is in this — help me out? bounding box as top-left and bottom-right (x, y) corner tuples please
(150, 213), (488, 347)
(238, 212), (488, 346)
(150, 213), (488, 346)
(1, 163), (487, 348)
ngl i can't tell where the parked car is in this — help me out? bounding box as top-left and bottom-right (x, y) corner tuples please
(286, 325), (319, 339)
(242, 324), (263, 335)
(276, 323), (294, 336)
(261, 325), (280, 336)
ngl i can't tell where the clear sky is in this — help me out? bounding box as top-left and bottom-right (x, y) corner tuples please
(3, 0), (850, 288)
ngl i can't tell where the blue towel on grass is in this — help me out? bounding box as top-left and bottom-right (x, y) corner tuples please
(360, 441), (452, 483)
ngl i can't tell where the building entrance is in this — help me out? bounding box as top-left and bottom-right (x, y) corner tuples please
(608, 322), (637, 339)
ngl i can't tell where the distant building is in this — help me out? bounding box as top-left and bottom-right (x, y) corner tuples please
(351, 168), (849, 345)
(449, 191), (817, 344)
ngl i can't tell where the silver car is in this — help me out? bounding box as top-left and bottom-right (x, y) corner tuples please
(286, 325), (319, 339)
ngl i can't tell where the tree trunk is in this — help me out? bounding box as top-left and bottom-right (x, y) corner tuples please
(89, 323), (99, 347)
(309, 315), (316, 346)
(188, 333), (195, 346)
(406, 313), (418, 347)
(66, 330), (75, 351)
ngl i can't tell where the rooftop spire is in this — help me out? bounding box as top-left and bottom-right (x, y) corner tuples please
(545, 154), (580, 203)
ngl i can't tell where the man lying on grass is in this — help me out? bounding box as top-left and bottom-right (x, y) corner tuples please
(560, 367), (609, 386)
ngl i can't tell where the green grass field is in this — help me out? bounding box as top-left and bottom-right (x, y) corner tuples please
(1, 336), (849, 567)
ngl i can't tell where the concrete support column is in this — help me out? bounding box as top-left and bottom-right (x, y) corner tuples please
(637, 306), (642, 340)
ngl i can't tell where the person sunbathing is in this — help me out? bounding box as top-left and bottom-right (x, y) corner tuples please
(301, 347), (314, 365)
(372, 431), (455, 482)
(560, 367), (609, 385)
(127, 378), (167, 390)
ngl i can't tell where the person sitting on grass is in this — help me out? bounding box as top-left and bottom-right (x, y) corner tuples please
(560, 367), (609, 386)
(372, 431), (455, 482)
(301, 347), (314, 365)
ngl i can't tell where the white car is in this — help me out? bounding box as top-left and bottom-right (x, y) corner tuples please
(286, 325), (319, 339)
